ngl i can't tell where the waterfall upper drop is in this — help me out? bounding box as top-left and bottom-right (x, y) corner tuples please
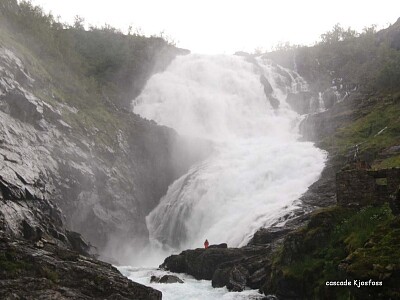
(133, 54), (326, 250)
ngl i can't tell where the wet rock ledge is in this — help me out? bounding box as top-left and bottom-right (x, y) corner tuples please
(0, 178), (161, 300)
(0, 238), (161, 300)
(160, 245), (273, 292)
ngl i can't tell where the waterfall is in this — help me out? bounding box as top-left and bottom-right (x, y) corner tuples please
(133, 54), (326, 250)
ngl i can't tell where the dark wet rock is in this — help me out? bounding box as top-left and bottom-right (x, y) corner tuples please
(298, 156), (338, 208)
(66, 230), (92, 255)
(274, 278), (304, 300)
(390, 186), (400, 214)
(268, 96), (280, 110)
(161, 246), (272, 291)
(322, 88), (339, 109)
(161, 248), (251, 280)
(262, 296), (279, 300)
(248, 267), (268, 289)
(299, 92), (374, 142)
(286, 91), (316, 115)
(208, 243), (227, 249)
(260, 75), (273, 95)
(249, 227), (291, 245)
(0, 174), (161, 299)
(150, 274), (184, 284)
(213, 265), (249, 292)
(0, 239), (162, 300)
(260, 75), (280, 109)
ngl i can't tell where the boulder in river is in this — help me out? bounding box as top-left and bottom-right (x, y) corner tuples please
(150, 274), (184, 284)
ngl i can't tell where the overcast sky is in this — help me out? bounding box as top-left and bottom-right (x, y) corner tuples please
(30, 0), (399, 54)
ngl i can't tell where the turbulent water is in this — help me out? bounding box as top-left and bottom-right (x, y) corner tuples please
(133, 54), (326, 251)
(119, 267), (265, 300)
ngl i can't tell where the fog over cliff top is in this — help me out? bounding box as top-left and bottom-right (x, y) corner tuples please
(31, 0), (400, 54)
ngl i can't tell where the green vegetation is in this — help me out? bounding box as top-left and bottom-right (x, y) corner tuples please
(0, 251), (33, 278)
(374, 154), (400, 169)
(266, 22), (400, 170)
(0, 0), (178, 146)
(273, 204), (399, 299)
(320, 94), (400, 167)
(261, 21), (400, 299)
(38, 266), (59, 283)
(267, 21), (400, 93)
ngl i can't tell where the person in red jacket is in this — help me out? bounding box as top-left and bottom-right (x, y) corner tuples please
(204, 239), (209, 249)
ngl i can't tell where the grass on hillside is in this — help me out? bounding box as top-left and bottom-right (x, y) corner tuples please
(320, 94), (400, 168)
(279, 204), (399, 299)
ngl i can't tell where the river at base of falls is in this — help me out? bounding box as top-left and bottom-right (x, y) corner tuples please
(118, 266), (267, 300)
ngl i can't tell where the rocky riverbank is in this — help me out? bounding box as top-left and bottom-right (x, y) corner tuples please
(0, 175), (162, 299)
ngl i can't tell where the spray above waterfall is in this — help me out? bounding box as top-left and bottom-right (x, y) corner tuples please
(133, 54), (326, 250)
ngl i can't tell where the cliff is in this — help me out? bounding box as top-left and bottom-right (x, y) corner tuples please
(0, 0), (212, 267)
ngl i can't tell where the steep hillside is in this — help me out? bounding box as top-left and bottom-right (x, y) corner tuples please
(0, 0), (208, 264)
(259, 20), (400, 299)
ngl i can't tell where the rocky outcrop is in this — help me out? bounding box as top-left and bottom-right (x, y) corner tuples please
(260, 75), (280, 109)
(0, 173), (162, 299)
(150, 274), (184, 284)
(260, 205), (400, 300)
(0, 238), (162, 300)
(299, 92), (371, 142)
(337, 168), (400, 207)
(208, 243), (227, 249)
(286, 91), (316, 115)
(160, 246), (272, 292)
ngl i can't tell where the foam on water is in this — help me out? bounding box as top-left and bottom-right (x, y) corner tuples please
(119, 267), (265, 300)
(133, 54), (326, 251)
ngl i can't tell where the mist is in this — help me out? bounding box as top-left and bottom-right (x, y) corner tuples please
(130, 54), (326, 263)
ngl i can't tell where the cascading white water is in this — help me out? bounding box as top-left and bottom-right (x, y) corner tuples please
(133, 54), (326, 250)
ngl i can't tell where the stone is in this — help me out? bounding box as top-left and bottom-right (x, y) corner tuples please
(260, 75), (274, 95)
(0, 239), (162, 300)
(260, 75), (280, 109)
(208, 243), (227, 249)
(322, 88), (339, 109)
(249, 228), (291, 245)
(336, 168), (400, 207)
(213, 265), (249, 292)
(34, 240), (44, 248)
(161, 246), (271, 291)
(286, 91), (315, 115)
(150, 274), (184, 284)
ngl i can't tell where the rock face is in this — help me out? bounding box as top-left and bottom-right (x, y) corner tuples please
(337, 168), (400, 207)
(0, 41), (208, 262)
(160, 246), (272, 292)
(150, 274), (184, 284)
(285, 91), (316, 115)
(299, 92), (365, 142)
(0, 175), (162, 299)
(208, 243), (227, 249)
(260, 75), (280, 109)
(0, 238), (162, 300)
(0, 237), (162, 300)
